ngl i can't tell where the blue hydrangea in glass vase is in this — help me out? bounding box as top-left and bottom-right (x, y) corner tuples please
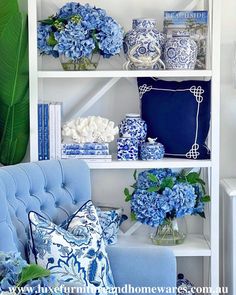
(37, 2), (124, 71)
(124, 168), (210, 246)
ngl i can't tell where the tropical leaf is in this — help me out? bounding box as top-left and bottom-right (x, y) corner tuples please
(0, 0), (18, 37)
(0, 11), (29, 165)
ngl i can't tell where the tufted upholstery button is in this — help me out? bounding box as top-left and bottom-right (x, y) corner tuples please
(55, 201), (59, 208)
(40, 205), (44, 211)
(61, 183), (65, 188)
(73, 200), (77, 205)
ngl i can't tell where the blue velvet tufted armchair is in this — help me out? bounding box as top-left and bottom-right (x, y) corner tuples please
(0, 159), (176, 295)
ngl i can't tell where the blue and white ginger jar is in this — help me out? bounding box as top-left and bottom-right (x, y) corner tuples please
(124, 18), (166, 70)
(164, 31), (198, 70)
(140, 138), (165, 160)
(119, 114), (147, 143)
(177, 273), (195, 294)
(117, 137), (139, 161)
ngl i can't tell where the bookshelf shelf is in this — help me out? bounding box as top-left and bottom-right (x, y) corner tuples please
(87, 158), (212, 170)
(38, 70), (213, 79)
(113, 234), (211, 257)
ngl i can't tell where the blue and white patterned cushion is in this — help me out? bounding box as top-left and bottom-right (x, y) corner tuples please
(28, 201), (116, 294)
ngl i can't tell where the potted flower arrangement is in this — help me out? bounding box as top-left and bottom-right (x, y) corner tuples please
(37, 2), (124, 71)
(124, 168), (210, 246)
(0, 252), (61, 295)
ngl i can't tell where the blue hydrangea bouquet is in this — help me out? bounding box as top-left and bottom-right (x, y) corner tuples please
(37, 2), (124, 71)
(124, 169), (210, 245)
(0, 252), (61, 295)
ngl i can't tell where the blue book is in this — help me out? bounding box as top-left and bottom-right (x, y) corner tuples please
(38, 104), (43, 161)
(163, 10), (208, 69)
(43, 103), (49, 160)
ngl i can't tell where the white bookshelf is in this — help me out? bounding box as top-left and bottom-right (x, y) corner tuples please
(28, 0), (221, 292)
(87, 158), (212, 170)
(114, 234), (211, 257)
(38, 70), (213, 79)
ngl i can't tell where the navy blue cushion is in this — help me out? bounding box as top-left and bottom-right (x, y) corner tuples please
(138, 78), (211, 159)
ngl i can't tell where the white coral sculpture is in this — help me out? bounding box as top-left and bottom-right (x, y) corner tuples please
(62, 116), (119, 143)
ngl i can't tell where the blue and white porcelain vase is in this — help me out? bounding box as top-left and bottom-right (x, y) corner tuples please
(140, 138), (165, 160)
(123, 18), (166, 70)
(119, 114), (147, 144)
(164, 31), (198, 70)
(177, 273), (195, 295)
(96, 206), (127, 245)
(117, 137), (139, 161)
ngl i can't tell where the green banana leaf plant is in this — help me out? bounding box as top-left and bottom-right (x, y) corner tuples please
(0, 0), (29, 165)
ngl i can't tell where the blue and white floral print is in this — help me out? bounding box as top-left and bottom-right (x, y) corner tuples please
(164, 31), (198, 70)
(28, 201), (116, 295)
(96, 207), (127, 245)
(117, 138), (139, 161)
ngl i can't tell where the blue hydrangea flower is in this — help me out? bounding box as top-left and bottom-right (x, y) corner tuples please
(55, 21), (95, 60)
(22, 275), (63, 295)
(0, 252), (27, 292)
(58, 2), (81, 18)
(163, 183), (197, 218)
(37, 2), (123, 60)
(37, 24), (54, 55)
(131, 189), (172, 227)
(192, 183), (205, 215)
(136, 168), (175, 190)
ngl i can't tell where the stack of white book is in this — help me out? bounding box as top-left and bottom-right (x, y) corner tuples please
(61, 143), (112, 162)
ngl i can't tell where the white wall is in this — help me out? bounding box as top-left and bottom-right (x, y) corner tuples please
(220, 0), (236, 178)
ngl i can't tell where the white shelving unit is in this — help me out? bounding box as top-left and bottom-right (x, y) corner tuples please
(28, 0), (221, 292)
(38, 70), (213, 78)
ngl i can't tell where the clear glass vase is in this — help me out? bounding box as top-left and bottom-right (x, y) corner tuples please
(150, 218), (186, 246)
(60, 53), (100, 71)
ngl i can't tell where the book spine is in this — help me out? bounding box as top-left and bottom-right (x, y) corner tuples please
(61, 149), (109, 156)
(49, 103), (56, 160)
(38, 104), (43, 161)
(43, 103), (49, 160)
(55, 103), (62, 159)
(61, 143), (109, 150)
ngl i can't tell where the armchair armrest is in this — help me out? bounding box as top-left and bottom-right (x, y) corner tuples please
(107, 247), (176, 295)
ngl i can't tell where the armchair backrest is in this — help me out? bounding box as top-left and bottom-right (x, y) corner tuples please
(0, 159), (91, 258)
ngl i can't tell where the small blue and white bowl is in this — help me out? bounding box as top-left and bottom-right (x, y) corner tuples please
(96, 206), (127, 245)
(117, 137), (139, 161)
(140, 138), (165, 160)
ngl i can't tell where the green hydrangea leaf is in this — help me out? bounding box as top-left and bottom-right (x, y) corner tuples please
(147, 186), (160, 193)
(201, 195), (211, 203)
(131, 212), (137, 221)
(18, 264), (50, 287)
(124, 188), (131, 202)
(148, 173), (158, 183)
